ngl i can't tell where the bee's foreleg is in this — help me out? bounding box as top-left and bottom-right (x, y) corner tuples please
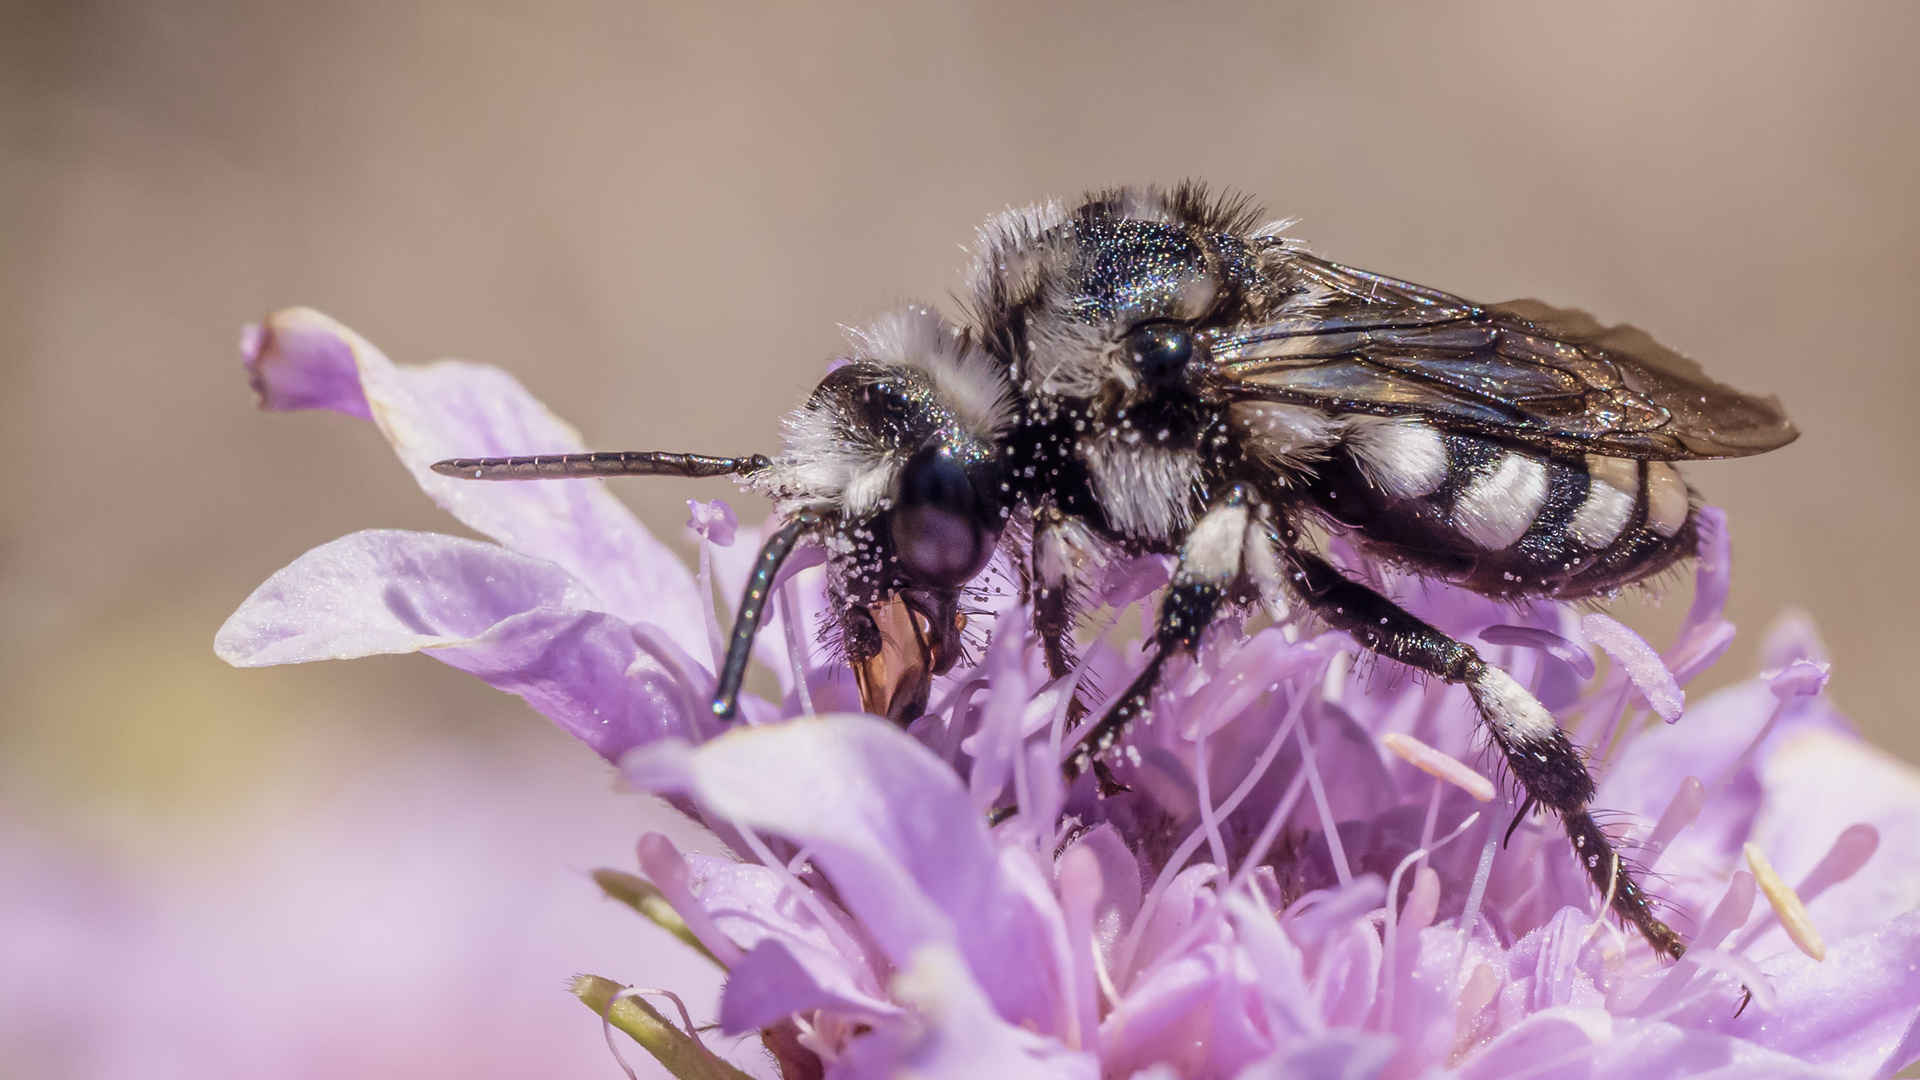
(1032, 505), (1092, 681)
(1065, 486), (1257, 782)
(711, 512), (818, 722)
(1279, 543), (1686, 959)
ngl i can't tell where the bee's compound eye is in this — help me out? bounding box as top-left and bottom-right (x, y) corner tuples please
(1127, 324), (1193, 387)
(891, 445), (998, 589)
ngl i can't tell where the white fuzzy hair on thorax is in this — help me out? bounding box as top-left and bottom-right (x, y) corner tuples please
(1079, 433), (1202, 542)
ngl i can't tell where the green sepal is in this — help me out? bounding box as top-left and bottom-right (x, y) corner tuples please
(592, 868), (722, 967)
(571, 974), (755, 1080)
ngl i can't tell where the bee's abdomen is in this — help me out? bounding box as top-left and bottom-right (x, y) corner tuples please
(1307, 423), (1695, 599)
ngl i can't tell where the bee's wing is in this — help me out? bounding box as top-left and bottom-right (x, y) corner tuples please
(1209, 255), (1797, 459)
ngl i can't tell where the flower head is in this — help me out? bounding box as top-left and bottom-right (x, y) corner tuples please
(222, 310), (1920, 1079)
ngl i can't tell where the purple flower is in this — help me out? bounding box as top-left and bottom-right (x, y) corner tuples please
(222, 311), (1920, 1080)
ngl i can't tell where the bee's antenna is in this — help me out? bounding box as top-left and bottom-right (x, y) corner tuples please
(712, 511), (820, 722)
(430, 451), (770, 481)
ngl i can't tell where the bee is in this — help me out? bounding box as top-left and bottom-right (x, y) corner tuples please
(432, 185), (1796, 959)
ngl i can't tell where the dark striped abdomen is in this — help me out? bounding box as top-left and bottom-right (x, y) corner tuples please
(1306, 417), (1696, 599)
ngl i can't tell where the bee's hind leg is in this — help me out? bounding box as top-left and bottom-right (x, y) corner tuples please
(1279, 542), (1686, 960)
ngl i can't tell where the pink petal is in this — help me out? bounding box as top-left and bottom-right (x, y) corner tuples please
(215, 529), (593, 664)
(242, 308), (703, 647)
(1752, 730), (1920, 943)
(1723, 912), (1920, 1076)
(215, 529), (695, 758)
(721, 938), (901, 1033)
(1684, 506), (1732, 628)
(836, 944), (1099, 1080)
(623, 715), (1072, 1037)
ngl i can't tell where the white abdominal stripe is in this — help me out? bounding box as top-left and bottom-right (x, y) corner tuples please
(1453, 453), (1549, 551)
(1346, 416), (1448, 499)
(1335, 420), (1690, 557)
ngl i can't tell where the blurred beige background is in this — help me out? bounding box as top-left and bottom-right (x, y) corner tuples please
(0, 1), (1916, 1070)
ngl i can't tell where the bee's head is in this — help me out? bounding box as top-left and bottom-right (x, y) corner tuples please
(967, 185), (1278, 410)
(749, 306), (1014, 716)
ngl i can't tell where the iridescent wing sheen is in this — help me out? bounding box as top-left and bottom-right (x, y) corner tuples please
(1206, 254), (1797, 459)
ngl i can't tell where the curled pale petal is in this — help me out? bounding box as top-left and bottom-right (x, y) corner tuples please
(1061, 824), (1143, 949)
(1685, 947), (1777, 1012)
(622, 714), (1070, 1034)
(1282, 875), (1385, 948)
(1479, 624), (1596, 680)
(1381, 732), (1496, 801)
(215, 530), (695, 757)
(242, 316), (371, 418)
(242, 308), (702, 644)
(1181, 628), (1330, 739)
(1582, 613), (1685, 723)
(969, 605), (1033, 814)
(1098, 554), (1173, 610)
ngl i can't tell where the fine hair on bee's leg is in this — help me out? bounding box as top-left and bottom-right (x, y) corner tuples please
(711, 511), (819, 721)
(1277, 541), (1687, 960)
(1031, 504), (1091, 682)
(1066, 484), (1262, 784)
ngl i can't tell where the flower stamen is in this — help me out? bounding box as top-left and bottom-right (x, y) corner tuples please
(1382, 732), (1497, 802)
(1744, 842), (1827, 961)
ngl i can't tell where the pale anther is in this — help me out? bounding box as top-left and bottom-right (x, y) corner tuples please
(1382, 732), (1496, 801)
(1745, 842), (1827, 961)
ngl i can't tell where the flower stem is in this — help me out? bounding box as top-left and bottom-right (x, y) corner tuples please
(572, 975), (754, 1080)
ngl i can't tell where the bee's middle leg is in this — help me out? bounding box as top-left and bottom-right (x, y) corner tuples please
(1065, 485), (1271, 781)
